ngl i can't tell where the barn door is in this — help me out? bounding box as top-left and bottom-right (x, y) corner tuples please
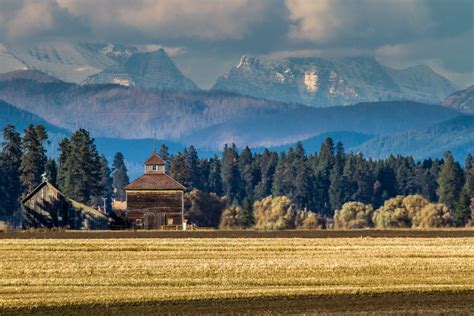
(143, 212), (156, 230)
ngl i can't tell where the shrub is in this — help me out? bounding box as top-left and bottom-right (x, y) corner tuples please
(253, 196), (296, 230)
(373, 195), (453, 228)
(295, 211), (324, 229)
(334, 202), (374, 229)
(417, 203), (453, 228)
(219, 205), (245, 229)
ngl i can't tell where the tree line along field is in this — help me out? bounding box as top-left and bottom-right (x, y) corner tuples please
(0, 237), (473, 314)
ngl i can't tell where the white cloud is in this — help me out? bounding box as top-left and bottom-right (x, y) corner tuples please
(285, 0), (434, 46)
(57, 0), (269, 41)
(5, 2), (54, 40)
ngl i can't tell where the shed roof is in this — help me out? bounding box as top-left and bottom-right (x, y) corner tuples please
(125, 173), (185, 191)
(145, 152), (165, 165)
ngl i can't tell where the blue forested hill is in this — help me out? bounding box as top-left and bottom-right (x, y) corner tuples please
(354, 115), (474, 161)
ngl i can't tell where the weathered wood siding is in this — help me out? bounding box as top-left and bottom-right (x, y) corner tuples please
(126, 190), (183, 229)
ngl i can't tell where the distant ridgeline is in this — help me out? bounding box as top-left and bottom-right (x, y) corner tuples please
(0, 124), (473, 229)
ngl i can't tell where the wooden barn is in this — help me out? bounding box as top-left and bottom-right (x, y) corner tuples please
(21, 181), (108, 230)
(125, 151), (186, 229)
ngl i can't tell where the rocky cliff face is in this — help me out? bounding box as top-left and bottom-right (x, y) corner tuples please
(84, 49), (198, 90)
(212, 55), (457, 107)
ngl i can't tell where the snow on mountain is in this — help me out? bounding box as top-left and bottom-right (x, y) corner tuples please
(0, 41), (198, 90)
(0, 69), (61, 83)
(212, 55), (458, 107)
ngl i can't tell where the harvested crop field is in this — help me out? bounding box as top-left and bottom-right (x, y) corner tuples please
(1, 237), (473, 314)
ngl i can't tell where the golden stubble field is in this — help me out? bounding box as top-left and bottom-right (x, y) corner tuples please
(0, 237), (473, 314)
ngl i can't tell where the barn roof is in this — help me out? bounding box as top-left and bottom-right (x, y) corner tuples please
(125, 173), (185, 191)
(145, 152), (165, 165)
(21, 181), (107, 219)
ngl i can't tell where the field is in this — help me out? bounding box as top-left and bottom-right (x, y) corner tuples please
(0, 234), (473, 314)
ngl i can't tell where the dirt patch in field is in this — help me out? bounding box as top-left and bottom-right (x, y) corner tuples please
(9, 291), (474, 315)
(1, 229), (473, 239)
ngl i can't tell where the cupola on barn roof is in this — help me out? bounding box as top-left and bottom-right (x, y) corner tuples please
(145, 151), (165, 165)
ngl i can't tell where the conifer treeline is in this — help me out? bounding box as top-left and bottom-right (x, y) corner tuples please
(1, 125), (473, 226)
(0, 126), (129, 216)
(165, 139), (473, 226)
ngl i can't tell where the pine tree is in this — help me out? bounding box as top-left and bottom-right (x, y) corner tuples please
(57, 137), (72, 192)
(0, 125), (22, 216)
(159, 144), (171, 173)
(20, 125), (48, 195)
(314, 138), (335, 214)
(58, 129), (103, 204)
(112, 152), (129, 201)
(208, 155), (222, 196)
(437, 152), (464, 210)
(45, 159), (58, 187)
(98, 155), (113, 212)
(454, 154), (474, 226)
(239, 146), (256, 201)
(292, 143), (314, 210)
(170, 152), (187, 188)
(329, 142), (345, 212)
(272, 152), (287, 196)
(221, 144), (241, 203)
(183, 146), (199, 190)
(254, 149), (277, 200)
(239, 197), (255, 228)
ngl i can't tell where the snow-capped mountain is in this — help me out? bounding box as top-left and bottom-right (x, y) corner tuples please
(0, 41), (198, 90)
(84, 49), (198, 90)
(212, 55), (458, 107)
(441, 85), (474, 113)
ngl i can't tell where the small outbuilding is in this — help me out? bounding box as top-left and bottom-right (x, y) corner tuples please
(21, 181), (108, 229)
(125, 151), (186, 229)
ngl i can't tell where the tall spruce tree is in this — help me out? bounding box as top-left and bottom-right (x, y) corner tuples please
(19, 125), (48, 196)
(0, 125), (22, 216)
(254, 149), (277, 200)
(184, 146), (199, 190)
(329, 142), (345, 212)
(208, 155), (222, 196)
(455, 154), (474, 226)
(314, 138), (335, 214)
(239, 146), (256, 201)
(45, 159), (58, 187)
(221, 144), (241, 203)
(112, 152), (129, 201)
(292, 143), (314, 210)
(437, 152), (464, 210)
(98, 155), (113, 212)
(159, 144), (171, 173)
(58, 129), (102, 204)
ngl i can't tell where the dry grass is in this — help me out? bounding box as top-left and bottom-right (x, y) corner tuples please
(0, 237), (473, 312)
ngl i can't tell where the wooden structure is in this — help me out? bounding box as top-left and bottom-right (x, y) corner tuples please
(21, 181), (108, 229)
(125, 151), (185, 229)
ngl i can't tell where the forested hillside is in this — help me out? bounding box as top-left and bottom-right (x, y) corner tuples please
(0, 77), (459, 148)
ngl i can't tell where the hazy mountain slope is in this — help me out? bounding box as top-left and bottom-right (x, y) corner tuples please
(0, 43), (27, 73)
(84, 49), (198, 90)
(212, 55), (457, 107)
(0, 70), (61, 83)
(253, 131), (374, 154)
(441, 85), (474, 113)
(181, 101), (460, 148)
(354, 115), (474, 161)
(0, 79), (300, 140)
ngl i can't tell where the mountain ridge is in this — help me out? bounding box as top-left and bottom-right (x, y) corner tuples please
(212, 55), (457, 107)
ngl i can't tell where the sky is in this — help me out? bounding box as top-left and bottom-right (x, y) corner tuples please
(0, 0), (473, 88)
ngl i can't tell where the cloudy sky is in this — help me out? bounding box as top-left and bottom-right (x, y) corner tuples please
(1, 0), (473, 88)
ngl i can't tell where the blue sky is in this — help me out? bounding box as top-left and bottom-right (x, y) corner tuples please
(0, 0), (472, 88)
